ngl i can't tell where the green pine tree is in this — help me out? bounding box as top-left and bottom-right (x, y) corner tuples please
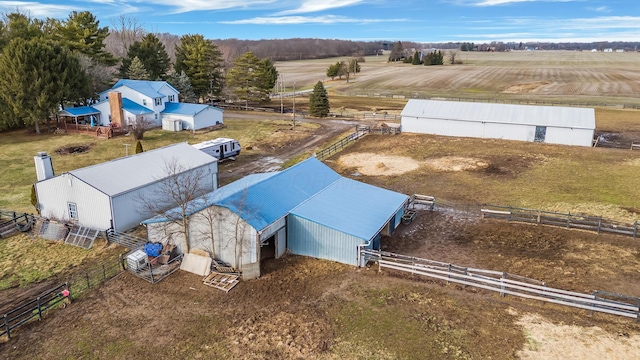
(135, 140), (143, 154)
(127, 56), (149, 80)
(308, 81), (330, 118)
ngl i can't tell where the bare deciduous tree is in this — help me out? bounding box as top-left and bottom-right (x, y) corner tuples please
(127, 115), (153, 140)
(448, 50), (459, 65)
(107, 14), (146, 58)
(139, 158), (210, 254)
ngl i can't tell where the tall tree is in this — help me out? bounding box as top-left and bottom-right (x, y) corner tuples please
(55, 11), (116, 65)
(174, 34), (224, 99)
(388, 41), (404, 62)
(308, 81), (330, 118)
(168, 70), (197, 103)
(0, 38), (89, 133)
(126, 56), (149, 80)
(108, 14), (145, 58)
(326, 62), (341, 80)
(120, 33), (170, 80)
(225, 51), (277, 105)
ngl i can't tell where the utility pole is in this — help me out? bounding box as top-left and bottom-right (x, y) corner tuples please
(280, 74), (284, 114)
(292, 82), (296, 131)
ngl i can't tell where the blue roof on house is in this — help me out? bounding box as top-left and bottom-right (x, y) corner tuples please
(290, 177), (409, 241)
(59, 106), (100, 117)
(163, 102), (220, 116)
(111, 79), (177, 99)
(122, 98), (153, 115)
(216, 158), (341, 231)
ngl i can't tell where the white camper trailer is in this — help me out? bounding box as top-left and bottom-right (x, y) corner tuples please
(192, 138), (241, 160)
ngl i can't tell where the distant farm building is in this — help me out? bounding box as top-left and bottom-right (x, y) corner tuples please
(143, 157), (409, 279)
(34, 143), (218, 232)
(400, 99), (595, 147)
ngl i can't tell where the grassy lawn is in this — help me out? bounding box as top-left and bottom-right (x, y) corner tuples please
(0, 116), (317, 213)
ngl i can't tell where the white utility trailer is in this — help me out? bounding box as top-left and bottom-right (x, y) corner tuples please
(192, 138), (241, 160)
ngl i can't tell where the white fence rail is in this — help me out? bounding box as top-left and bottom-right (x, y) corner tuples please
(360, 249), (640, 321)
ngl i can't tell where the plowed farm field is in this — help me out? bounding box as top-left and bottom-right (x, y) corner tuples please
(277, 51), (640, 106)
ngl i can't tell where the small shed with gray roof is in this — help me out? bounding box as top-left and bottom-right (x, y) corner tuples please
(142, 157), (409, 279)
(34, 142), (218, 232)
(401, 99), (595, 147)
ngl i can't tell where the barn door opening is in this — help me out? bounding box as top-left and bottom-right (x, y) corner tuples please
(534, 126), (547, 142)
(260, 234), (276, 260)
(275, 227), (286, 258)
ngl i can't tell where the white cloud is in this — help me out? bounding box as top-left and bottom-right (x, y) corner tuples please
(588, 6), (611, 13)
(276, 0), (365, 15)
(449, 0), (576, 6)
(0, 1), (76, 17)
(220, 14), (406, 25)
(132, 0), (278, 14)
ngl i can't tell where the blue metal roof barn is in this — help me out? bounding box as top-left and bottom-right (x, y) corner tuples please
(143, 157), (409, 278)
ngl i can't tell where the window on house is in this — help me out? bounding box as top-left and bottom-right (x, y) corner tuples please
(68, 202), (78, 220)
(155, 113), (158, 120)
(142, 99), (147, 106)
(168, 95), (175, 102)
(155, 98), (162, 106)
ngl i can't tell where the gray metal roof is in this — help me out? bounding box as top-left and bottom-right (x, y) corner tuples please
(69, 142), (217, 197)
(401, 99), (595, 130)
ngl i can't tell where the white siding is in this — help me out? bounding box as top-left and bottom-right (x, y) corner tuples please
(158, 85), (179, 103)
(162, 107), (223, 131)
(35, 174), (112, 230)
(146, 205), (259, 272)
(545, 127), (594, 147)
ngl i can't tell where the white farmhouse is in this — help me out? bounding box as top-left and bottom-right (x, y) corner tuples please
(34, 143), (219, 232)
(73, 79), (223, 131)
(401, 99), (595, 147)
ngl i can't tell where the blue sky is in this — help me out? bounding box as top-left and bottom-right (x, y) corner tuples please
(3, 0), (640, 43)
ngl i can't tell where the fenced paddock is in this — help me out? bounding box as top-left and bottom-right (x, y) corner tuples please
(481, 204), (639, 239)
(1, 255), (125, 340)
(122, 247), (183, 284)
(314, 126), (370, 160)
(360, 249), (640, 322)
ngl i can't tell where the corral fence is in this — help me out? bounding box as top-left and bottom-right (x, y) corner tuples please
(481, 204), (639, 239)
(315, 126), (370, 160)
(360, 249), (640, 322)
(1, 255), (125, 340)
(106, 229), (147, 249)
(121, 247), (183, 284)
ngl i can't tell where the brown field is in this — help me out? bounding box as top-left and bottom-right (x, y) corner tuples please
(277, 51), (640, 106)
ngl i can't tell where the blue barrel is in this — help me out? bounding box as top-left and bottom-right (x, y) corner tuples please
(144, 243), (163, 257)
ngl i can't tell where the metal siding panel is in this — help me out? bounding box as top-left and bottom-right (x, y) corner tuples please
(36, 175), (112, 230)
(545, 127), (594, 147)
(288, 216), (362, 266)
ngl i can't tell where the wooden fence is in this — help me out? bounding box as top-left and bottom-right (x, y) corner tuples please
(481, 204), (639, 239)
(314, 127), (370, 160)
(360, 249), (640, 322)
(0, 211), (33, 238)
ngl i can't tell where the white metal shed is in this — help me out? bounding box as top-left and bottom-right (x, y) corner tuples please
(401, 99), (595, 147)
(34, 143), (218, 232)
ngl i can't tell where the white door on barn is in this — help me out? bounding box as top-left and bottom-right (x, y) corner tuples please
(275, 227), (286, 258)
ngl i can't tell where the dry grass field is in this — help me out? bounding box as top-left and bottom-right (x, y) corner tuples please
(277, 51), (640, 107)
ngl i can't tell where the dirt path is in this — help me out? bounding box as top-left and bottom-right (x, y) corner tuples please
(218, 115), (361, 184)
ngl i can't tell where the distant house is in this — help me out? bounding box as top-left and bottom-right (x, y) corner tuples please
(76, 79), (223, 131)
(401, 99), (595, 147)
(142, 157), (409, 279)
(34, 143), (219, 232)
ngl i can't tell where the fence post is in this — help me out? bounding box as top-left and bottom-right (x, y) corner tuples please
(537, 210), (541, 224)
(634, 221), (638, 240)
(85, 272), (91, 290)
(597, 216), (602, 234)
(500, 273), (506, 297)
(4, 314), (10, 340)
(591, 291), (597, 316)
(567, 212), (571, 229)
(36, 296), (43, 321)
(447, 264), (451, 284)
(102, 264), (106, 280)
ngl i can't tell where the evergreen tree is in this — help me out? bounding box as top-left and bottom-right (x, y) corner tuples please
(168, 70), (197, 103)
(308, 81), (330, 118)
(411, 51), (420, 65)
(54, 11), (116, 65)
(388, 41), (404, 62)
(0, 38), (89, 133)
(135, 140), (143, 154)
(120, 33), (170, 80)
(326, 62), (340, 79)
(226, 51), (278, 104)
(174, 34), (224, 99)
(126, 56), (149, 80)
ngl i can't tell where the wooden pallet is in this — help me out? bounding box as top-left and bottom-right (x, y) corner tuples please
(202, 272), (239, 293)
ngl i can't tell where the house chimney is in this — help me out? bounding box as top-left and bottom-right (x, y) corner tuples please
(34, 151), (54, 181)
(108, 91), (124, 127)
